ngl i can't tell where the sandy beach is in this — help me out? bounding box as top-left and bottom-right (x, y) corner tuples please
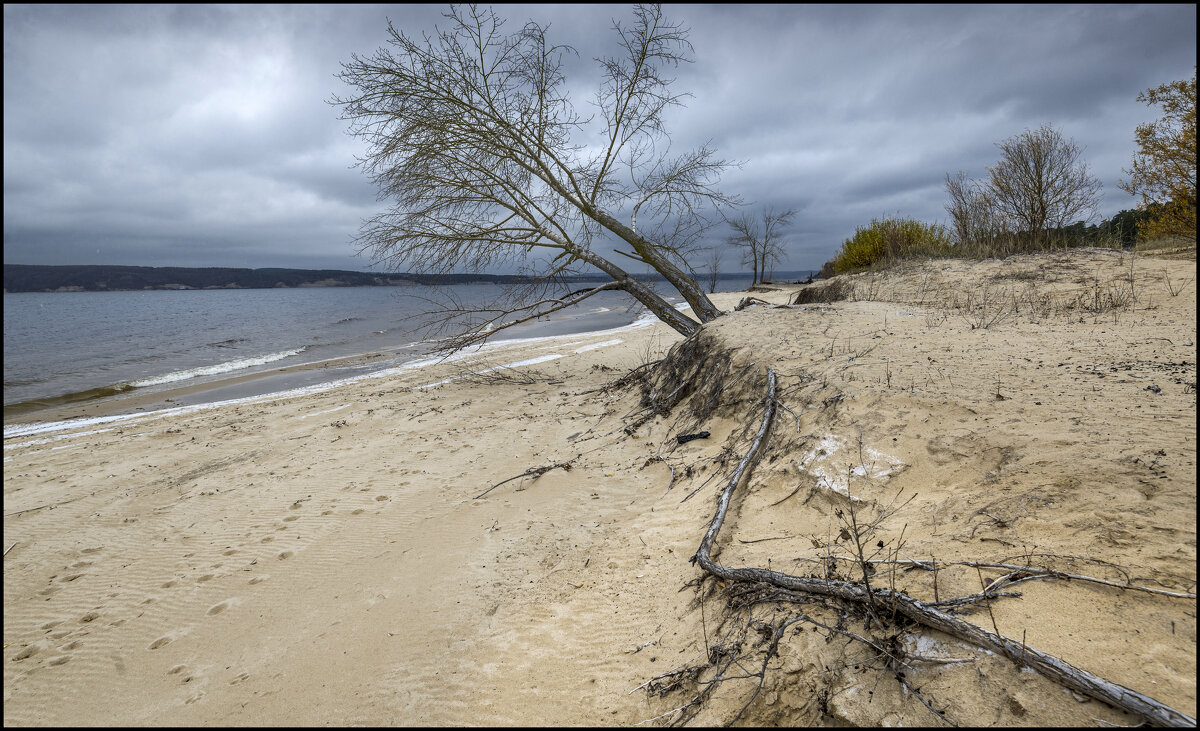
(3, 247), (1195, 726)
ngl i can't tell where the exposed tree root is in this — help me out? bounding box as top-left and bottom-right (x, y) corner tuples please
(659, 367), (1196, 727)
(623, 331), (755, 439)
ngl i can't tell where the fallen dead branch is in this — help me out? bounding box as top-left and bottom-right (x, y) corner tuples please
(641, 455), (677, 492)
(733, 296), (773, 311)
(677, 367), (1195, 728)
(474, 460), (574, 500)
(791, 555), (1197, 600)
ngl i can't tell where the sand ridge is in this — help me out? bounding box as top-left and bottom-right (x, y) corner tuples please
(3, 247), (1196, 726)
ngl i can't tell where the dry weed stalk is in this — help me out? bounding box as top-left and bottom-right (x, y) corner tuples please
(1162, 269), (1194, 297)
(959, 286), (1012, 329)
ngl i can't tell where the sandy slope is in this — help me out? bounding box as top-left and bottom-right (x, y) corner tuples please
(3, 247), (1195, 726)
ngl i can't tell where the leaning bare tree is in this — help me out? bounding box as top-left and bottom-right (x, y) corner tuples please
(333, 4), (735, 352)
(726, 207), (795, 286)
(987, 124), (1102, 248)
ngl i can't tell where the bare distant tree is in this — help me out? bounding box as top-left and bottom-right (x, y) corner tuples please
(702, 246), (722, 293)
(944, 170), (1008, 247)
(726, 207), (796, 286)
(987, 124), (1102, 246)
(333, 5), (736, 352)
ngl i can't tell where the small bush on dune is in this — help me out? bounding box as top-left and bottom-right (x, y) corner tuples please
(831, 217), (953, 273)
(791, 278), (852, 304)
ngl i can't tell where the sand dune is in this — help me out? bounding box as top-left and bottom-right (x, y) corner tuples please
(4, 247), (1195, 726)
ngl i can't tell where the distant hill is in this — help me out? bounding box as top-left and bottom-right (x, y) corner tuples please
(2, 264), (560, 293)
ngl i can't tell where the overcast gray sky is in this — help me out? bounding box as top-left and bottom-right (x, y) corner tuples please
(3, 4), (1195, 273)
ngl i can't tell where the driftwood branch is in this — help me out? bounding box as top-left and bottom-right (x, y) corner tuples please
(475, 460), (573, 499)
(733, 296), (772, 311)
(793, 556), (1197, 600)
(687, 367), (1196, 728)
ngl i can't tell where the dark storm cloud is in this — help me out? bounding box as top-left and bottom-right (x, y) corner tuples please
(4, 4), (1196, 272)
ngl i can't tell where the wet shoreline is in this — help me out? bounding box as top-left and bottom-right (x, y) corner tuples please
(3, 305), (653, 430)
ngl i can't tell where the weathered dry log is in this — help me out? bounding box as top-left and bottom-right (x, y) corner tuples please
(689, 367), (1196, 728)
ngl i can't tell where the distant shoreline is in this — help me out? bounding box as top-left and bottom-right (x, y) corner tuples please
(3, 264), (815, 294)
(2, 264), (561, 293)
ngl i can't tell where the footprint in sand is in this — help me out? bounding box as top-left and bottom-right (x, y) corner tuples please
(282, 515), (299, 522)
(351, 508), (365, 515)
(168, 664), (187, 675)
(162, 580), (178, 588)
(79, 611), (100, 623)
(222, 549), (238, 556)
(148, 636), (173, 650)
(248, 575), (268, 585)
(13, 643), (44, 660)
(276, 551), (294, 560)
(230, 672), (250, 685)
(375, 495), (390, 502)
(260, 536), (274, 544)
(196, 574), (214, 583)
(48, 655), (71, 666)
(207, 599), (234, 616)
(41, 620), (63, 630)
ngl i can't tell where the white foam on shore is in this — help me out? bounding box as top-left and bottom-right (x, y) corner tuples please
(413, 353), (564, 390)
(573, 339), (622, 354)
(300, 403), (351, 420)
(129, 348), (307, 387)
(4, 312), (659, 441)
(4, 428), (116, 451)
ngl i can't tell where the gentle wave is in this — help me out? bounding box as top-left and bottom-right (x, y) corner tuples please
(3, 376), (48, 388)
(128, 348), (307, 387)
(3, 383), (136, 420)
(207, 337), (249, 348)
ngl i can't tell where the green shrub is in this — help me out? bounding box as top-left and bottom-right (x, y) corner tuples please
(831, 217), (953, 273)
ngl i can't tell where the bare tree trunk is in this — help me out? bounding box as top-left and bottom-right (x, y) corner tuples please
(576, 245), (702, 336)
(593, 210), (724, 322)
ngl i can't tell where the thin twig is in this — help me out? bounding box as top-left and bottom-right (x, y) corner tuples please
(474, 460), (573, 499)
